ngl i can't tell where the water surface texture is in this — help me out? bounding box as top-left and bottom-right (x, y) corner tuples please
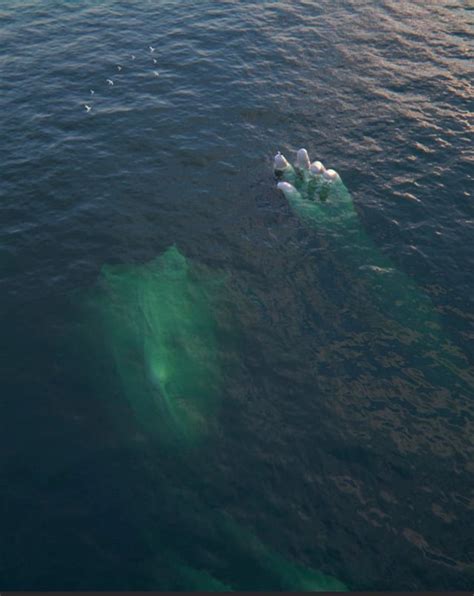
(1, 0), (473, 590)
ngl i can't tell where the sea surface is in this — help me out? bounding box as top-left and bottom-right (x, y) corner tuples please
(1, 0), (473, 590)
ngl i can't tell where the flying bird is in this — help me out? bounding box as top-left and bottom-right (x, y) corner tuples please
(117, 65), (122, 71)
(106, 79), (114, 86)
(84, 104), (92, 112)
(90, 89), (95, 95)
(153, 71), (160, 77)
(131, 54), (136, 60)
(149, 46), (155, 52)
(153, 58), (157, 64)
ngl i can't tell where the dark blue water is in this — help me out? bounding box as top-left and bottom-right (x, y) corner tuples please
(1, 0), (473, 590)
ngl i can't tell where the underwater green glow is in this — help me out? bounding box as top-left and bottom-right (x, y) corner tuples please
(212, 515), (348, 591)
(276, 157), (472, 392)
(278, 165), (438, 339)
(80, 244), (348, 590)
(175, 564), (233, 592)
(147, 513), (347, 591)
(84, 245), (222, 445)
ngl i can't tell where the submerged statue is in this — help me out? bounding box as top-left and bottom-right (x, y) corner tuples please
(274, 148), (472, 395)
(275, 148), (434, 334)
(82, 245), (222, 447)
(79, 244), (347, 591)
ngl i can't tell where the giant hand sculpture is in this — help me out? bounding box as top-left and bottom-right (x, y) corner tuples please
(275, 148), (471, 392)
(275, 148), (440, 335)
(275, 148), (345, 218)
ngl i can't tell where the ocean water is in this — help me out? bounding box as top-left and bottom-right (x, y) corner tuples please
(1, 0), (473, 590)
